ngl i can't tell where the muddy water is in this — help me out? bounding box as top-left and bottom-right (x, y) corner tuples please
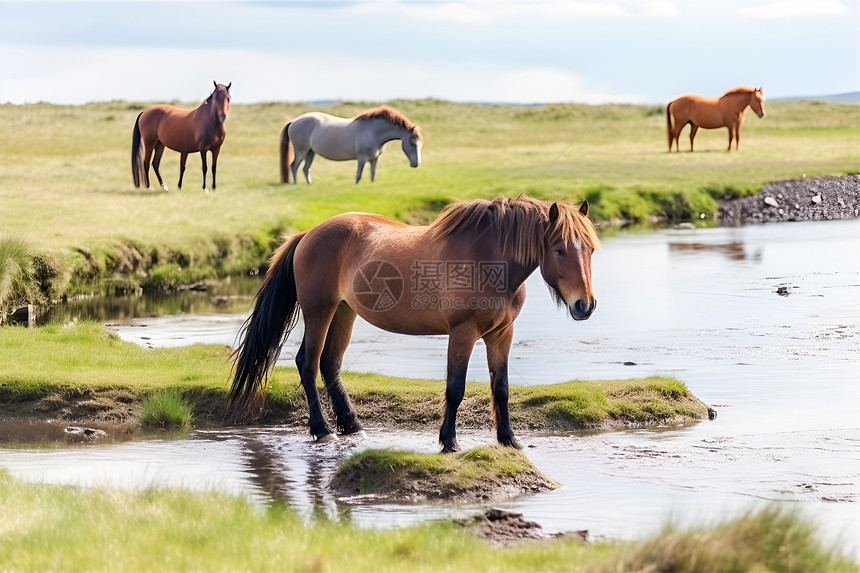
(3, 220), (859, 552)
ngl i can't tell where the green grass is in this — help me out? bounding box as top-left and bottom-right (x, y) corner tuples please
(0, 235), (54, 320)
(0, 322), (707, 430)
(0, 468), (853, 572)
(335, 446), (539, 492)
(0, 99), (857, 305)
(140, 390), (193, 428)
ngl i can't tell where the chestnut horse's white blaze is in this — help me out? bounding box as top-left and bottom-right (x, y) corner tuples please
(667, 86), (765, 152)
(226, 196), (599, 453)
(279, 106), (423, 184)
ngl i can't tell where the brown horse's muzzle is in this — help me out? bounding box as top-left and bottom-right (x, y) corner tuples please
(570, 297), (597, 321)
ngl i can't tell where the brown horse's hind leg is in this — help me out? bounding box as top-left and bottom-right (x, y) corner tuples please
(319, 303), (363, 434)
(296, 309), (339, 441)
(152, 142), (166, 189)
(177, 153), (187, 189)
(689, 124), (699, 152)
(440, 325), (482, 453)
(484, 324), (522, 449)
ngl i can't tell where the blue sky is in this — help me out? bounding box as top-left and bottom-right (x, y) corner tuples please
(1, 0), (858, 105)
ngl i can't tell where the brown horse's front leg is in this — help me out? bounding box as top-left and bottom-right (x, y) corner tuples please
(440, 326), (480, 453)
(211, 147), (220, 190)
(484, 324), (522, 449)
(200, 150), (209, 191)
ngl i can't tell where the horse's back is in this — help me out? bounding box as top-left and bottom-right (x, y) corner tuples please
(293, 213), (444, 329)
(670, 94), (725, 128)
(138, 105), (203, 151)
(290, 112), (357, 160)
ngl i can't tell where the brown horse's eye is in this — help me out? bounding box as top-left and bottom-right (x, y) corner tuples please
(554, 248), (566, 257)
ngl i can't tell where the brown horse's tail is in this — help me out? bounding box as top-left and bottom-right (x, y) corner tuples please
(666, 102), (673, 151)
(131, 112), (145, 187)
(279, 121), (293, 183)
(226, 232), (306, 421)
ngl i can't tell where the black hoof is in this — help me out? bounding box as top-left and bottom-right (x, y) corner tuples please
(338, 419), (364, 435)
(499, 434), (523, 450)
(440, 440), (460, 454)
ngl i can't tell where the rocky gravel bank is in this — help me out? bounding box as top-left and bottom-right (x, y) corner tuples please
(716, 174), (860, 225)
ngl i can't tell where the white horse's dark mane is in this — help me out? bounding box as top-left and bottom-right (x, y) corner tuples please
(353, 106), (423, 141)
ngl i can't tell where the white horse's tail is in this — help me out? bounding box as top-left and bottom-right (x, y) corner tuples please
(280, 122), (293, 183)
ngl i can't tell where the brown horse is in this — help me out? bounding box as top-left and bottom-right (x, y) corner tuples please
(132, 82), (231, 190)
(667, 86), (765, 152)
(226, 196), (600, 453)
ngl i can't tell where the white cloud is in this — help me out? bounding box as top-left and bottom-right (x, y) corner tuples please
(0, 45), (640, 105)
(348, 0), (679, 23)
(739, 0), (851, 18)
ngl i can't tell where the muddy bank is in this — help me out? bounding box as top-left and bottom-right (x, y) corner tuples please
(716, 174), (860, 225)
(0, 380), (709, 446)
(457, 509), (589, 547)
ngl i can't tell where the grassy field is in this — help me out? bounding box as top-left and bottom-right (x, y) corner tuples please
(0, 468), (854, 573)
(1, 98), (858, 315)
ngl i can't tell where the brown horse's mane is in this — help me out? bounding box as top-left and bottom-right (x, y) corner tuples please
(722, 86), (756, 97)
(429, 196), (599, 266)
(353, 106), (423, 141)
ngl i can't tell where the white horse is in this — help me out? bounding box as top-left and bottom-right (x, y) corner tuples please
(280, 106), (423, 184)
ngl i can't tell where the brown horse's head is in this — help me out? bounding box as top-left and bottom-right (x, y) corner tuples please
(210, 81), (232, 123)
(539, 201), (599, 321)
(751, 87), (765, 118)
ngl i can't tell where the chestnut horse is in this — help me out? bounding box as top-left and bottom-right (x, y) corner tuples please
(226, 196), (599, 453)
(132, 82), (231, 191)
(280, 106), (422, 184)
(667, 87), (765, 152)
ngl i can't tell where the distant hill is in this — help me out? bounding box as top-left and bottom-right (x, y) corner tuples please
(774, 91), (860, 104)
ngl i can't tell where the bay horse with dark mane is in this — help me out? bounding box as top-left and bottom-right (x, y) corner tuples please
(667, 86), (765, 152)
(280, 105), (422, 184)
(132, 82), (231, 191)
(226, 196), (599, 453)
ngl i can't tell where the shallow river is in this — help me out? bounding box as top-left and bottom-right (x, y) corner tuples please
(3, 219), (859, 553)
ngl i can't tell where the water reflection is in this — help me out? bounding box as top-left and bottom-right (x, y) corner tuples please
(667, 241), (762, 261)
(38, 275), (260, 325)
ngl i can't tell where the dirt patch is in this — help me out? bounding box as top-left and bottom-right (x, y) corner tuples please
(457, 509), (590, 548)
(716, 174), (860, 225)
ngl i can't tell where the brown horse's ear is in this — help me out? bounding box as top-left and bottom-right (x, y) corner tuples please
(214, 81), (218, 89)
(549, 202), (559, 223)
(579, 200), (589, 216)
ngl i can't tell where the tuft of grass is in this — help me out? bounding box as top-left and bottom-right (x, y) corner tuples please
(140, 390), (192, 428)
(610, 506), (857, 573)
(335, 445), (538, 491)
(0, 236), (40, 320)
(0, 468), (854, 572)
